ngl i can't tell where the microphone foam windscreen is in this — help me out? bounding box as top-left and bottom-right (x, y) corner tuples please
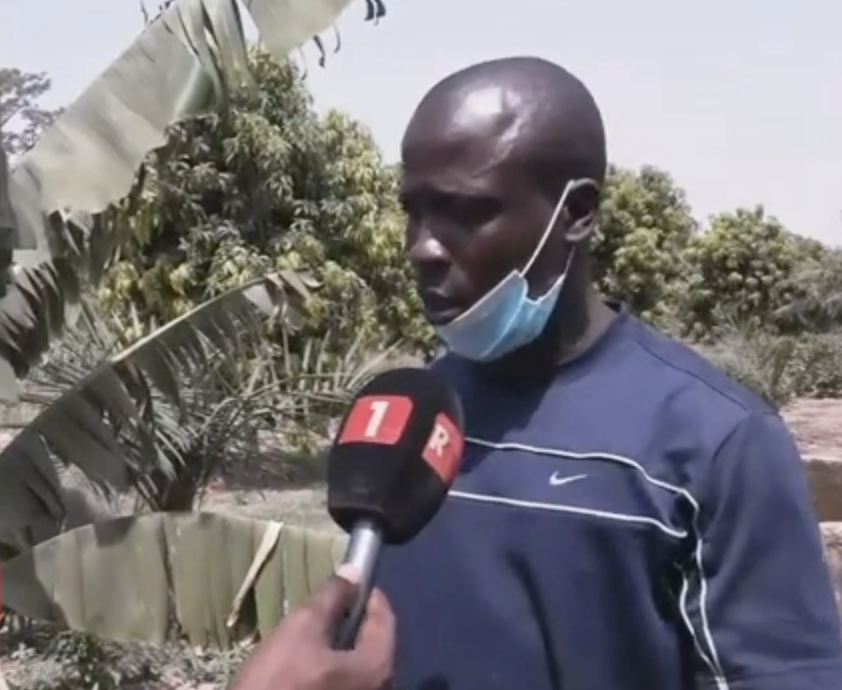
(326, 367), (465, 544)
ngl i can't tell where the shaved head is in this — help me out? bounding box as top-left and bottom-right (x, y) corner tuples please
(404, 56), (607, 198)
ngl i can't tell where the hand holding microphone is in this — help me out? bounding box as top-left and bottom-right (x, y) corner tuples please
(230, 367), (465, 690)
(228, 565), (395, 690)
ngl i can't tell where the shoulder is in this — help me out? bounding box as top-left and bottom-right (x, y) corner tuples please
(627, 318), (771, 411)
(616, 318), (799, 479)
(426, 351), (458, 375)
(622, 317), (774, 427)
(427, 317), (789, 461)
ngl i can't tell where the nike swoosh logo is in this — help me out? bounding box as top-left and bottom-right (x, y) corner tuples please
(549, 472), (588, 487)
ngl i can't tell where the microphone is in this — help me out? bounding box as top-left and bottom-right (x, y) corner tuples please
(326, 366), (465, 649)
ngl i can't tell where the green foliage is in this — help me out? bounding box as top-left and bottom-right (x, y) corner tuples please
(776, 248), (842, 334)
(589, 168), (842, 402)
(699, 321), (798, 409)
(100, 50), (432, 357)
(594, 165), (696, 327)
(680, 206), (803, 338)
(1, 621), (249, 690)
(0, 273), (311, 547)
(786, 333), (842, 399)
(701, 323), (842, 407)
(0, 50), (426, 539)
(58, 49), (441, 511)
(0, 277), (408, 546)
(0, 0), (389, 400)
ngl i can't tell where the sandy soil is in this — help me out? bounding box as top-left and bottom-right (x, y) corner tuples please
(782, 398), (842, 459)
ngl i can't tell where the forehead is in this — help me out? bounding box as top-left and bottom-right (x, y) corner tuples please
(401, 86), (526, 196)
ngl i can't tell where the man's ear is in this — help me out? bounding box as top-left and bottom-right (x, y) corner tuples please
(563, 182), (600, 244)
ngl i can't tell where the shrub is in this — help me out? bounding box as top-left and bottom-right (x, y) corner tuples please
(786, 333), (842, 398)
(0, 622), (250, 690)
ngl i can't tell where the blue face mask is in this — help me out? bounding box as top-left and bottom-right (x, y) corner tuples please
(434, 178), (596, 362)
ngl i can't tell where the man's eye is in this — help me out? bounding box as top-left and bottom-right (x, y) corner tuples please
(447, 196), (500, 226)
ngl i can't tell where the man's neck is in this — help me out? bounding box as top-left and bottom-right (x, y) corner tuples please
(557, 289), (616, 366)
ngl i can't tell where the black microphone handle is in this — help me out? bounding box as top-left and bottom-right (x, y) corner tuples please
(332, 518), (383, 650)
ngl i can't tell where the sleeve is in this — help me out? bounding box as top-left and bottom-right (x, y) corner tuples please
(685, 411), (842, 690)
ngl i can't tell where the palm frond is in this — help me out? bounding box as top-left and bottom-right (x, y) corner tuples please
(701, 318), (798, 408)
(0, 265), (419, 541)
(775, 249), (842, 332)
(0, 271), (310, 541)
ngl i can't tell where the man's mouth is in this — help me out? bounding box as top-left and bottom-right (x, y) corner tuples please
(419, 291), (463, 325)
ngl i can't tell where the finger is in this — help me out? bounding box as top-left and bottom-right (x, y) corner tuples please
(353, 587), (396, 659)
(300, 570), (360, 635)
(335, 563), (362, 585)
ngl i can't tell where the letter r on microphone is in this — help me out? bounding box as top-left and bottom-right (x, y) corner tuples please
(423, 414), (464, 483)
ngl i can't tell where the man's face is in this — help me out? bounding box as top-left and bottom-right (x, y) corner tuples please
(399, 107), (561, 327)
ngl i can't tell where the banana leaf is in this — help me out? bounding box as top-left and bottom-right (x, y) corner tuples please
(1, 512), (348, 649)
(10, 0), (387, 246)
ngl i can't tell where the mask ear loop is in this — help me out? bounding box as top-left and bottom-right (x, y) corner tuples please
(521, 180), (573, 276)
(521, 178), (597, 276)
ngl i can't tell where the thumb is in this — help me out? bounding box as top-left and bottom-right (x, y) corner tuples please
(303, 564), (361, 635)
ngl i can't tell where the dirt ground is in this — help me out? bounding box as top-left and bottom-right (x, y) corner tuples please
(781, 398), (842, 459)
(197, 446), (336, 532)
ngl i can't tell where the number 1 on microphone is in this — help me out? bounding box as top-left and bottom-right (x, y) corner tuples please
(364, 399), (390, 438)
(338, 395), (414, 446)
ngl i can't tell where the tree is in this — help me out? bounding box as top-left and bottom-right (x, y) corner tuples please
(593, 165), (697, 328)
(0, 0), (390, 400)
(697, 321), (798, 409)
(99, 51), (432, 356)
(679, 206), (804, 338)
(0, 69), (61, 157)
(775, 246), (842, 334)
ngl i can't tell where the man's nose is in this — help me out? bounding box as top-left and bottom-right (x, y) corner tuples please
(407, 226), (449, 266)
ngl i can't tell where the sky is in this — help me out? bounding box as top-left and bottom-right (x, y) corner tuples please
(2, 0), (841, 246)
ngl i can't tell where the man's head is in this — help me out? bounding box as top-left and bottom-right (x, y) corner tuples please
(400, 56), (606, 366)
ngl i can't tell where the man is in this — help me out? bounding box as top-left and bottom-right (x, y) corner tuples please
(229, 565), (395, 690)
(376, 56), (842, 690)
